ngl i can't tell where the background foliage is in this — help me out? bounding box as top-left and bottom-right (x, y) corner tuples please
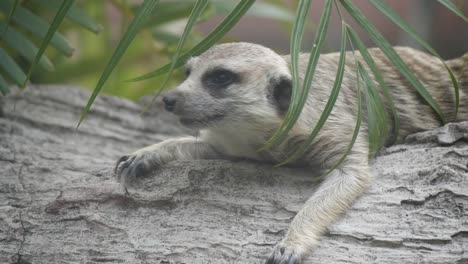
(0, 0), (294, 99)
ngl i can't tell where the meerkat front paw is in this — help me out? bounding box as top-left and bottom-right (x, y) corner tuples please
(265, 243), (303, 264)
(114, 147), (170, 185)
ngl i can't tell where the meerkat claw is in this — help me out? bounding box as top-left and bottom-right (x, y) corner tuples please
(114, 155), (130, 174)
(114, 154), (141, 182)
(266, 245), (301, 264)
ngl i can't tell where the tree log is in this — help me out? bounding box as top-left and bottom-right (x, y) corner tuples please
(0, 85), (467, 264)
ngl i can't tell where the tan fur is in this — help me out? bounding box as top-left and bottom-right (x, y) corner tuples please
(115, 42), (468, 263)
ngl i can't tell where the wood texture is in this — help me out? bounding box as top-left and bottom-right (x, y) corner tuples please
(0, 85), (467, 264)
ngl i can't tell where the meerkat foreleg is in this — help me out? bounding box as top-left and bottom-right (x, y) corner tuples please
(266, 139), (371, 263)
(115, 137), (220, 185)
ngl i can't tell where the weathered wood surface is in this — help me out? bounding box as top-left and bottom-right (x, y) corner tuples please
(0, 85), (467, 264)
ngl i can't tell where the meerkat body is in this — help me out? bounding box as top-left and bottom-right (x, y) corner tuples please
(115, 43), (468, 264)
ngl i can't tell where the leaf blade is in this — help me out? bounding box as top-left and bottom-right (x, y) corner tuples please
(78, 0), (160, 126)
(323, 60), (363, 176)
(340, 0), (446, 124)
(0, 47), (26, 85)
(23, 0), (75, 87)
(267, 0), (312, 154)
(277, 21), (348, 166)
(369, 0), (459, 117)
(0, 0), (74, 56)
(358, 61), (388, 155)
(155, 0), (209, 94)
(0, 75), (10, 95)
(31, 0), (102, 33)
(144, 0), (212, 27)
(210, 0), (294, 22)
(144, 0), (208, 112)
(2, 0), (19, 36)
(128, 0), (256, 82)
(346, 25), (400, 144)
(437, 0), (468, 22)
(0, 22), (54, 71)
(263, 0), (333, 150)
(281, 0), (313, 136)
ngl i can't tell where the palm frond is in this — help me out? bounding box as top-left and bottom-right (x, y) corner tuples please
(277, 21), (348, 166)
(346, 25), (400, 144)
(0, 75), (10, 95)
(263, 0), (333, 150)
(151, 0), (209, 99)
(78, 0), (160, 126)
(340, 0), (446, 124)
(369, 0), (460, 117)
(144, 0), (214, 27)
(358, 62), (388, 155)
(128, 0), (256, 82)
(23, 0), (75, 88)
(437, 0), (468, 22)
(2, 0), (19, 36)
(31, 0), (102, 33)
(0, 21), (54, 71)
(0, 0), (74, 56)
(0, 47), (26, 85)
(323, 56), (363, 175)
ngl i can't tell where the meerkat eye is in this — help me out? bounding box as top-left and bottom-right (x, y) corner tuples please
(184, 68), (191, 77)
(203, 68), (239, 89)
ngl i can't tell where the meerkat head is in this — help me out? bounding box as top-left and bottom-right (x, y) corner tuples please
(162, 42), (292, 130)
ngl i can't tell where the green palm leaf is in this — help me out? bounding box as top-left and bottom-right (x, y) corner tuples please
(283, 0), (312, 126)
(78, 0), (160, 126)
(340, 0), (446, 124)
(0, 22), (54, 71)
(0, 75), (10, 95)
(31, 0), (102, 33)
(437, 0), (468, 22)
(263, 0), (333, 150)
(0, 47), (26, 85)
(0, 0), (74, 56)
(23, 0), (75, 88)
(346, 25), (400, 144)
(144, 0), (214, 27)
(358, 61), (388, 155)
(2, 0), (18, 36)
(151, 0), (209, 98)
(128, 0), (255, 82)
(210, 0), (294, 22)
(369, 0), (460, 117)
(277, 21), (347, 166)
(269, 0), (312, 153)
(323, 58), (363, 176)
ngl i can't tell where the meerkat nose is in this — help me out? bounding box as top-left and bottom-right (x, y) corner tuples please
(162, 94), (177, 112)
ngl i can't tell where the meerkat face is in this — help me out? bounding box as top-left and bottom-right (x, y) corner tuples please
(162, 42), (292, 130)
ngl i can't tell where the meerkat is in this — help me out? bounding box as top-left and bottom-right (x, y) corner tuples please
(115, 42), (468, 264)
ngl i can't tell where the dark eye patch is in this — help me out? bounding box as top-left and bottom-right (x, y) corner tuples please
(184, 67), (191, 77)
(268, 75), (292, 114)
(202, 68), (240, 90)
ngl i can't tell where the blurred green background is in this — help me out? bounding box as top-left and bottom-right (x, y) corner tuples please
(0, 0), (295, 100)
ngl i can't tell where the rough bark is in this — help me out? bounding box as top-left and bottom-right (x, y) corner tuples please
(0, 85), (467, 264)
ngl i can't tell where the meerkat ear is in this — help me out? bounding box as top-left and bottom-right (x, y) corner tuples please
(269, 75), (292, 113)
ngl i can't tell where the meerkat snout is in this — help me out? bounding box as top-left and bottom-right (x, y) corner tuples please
(162, 92), (182, 112)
